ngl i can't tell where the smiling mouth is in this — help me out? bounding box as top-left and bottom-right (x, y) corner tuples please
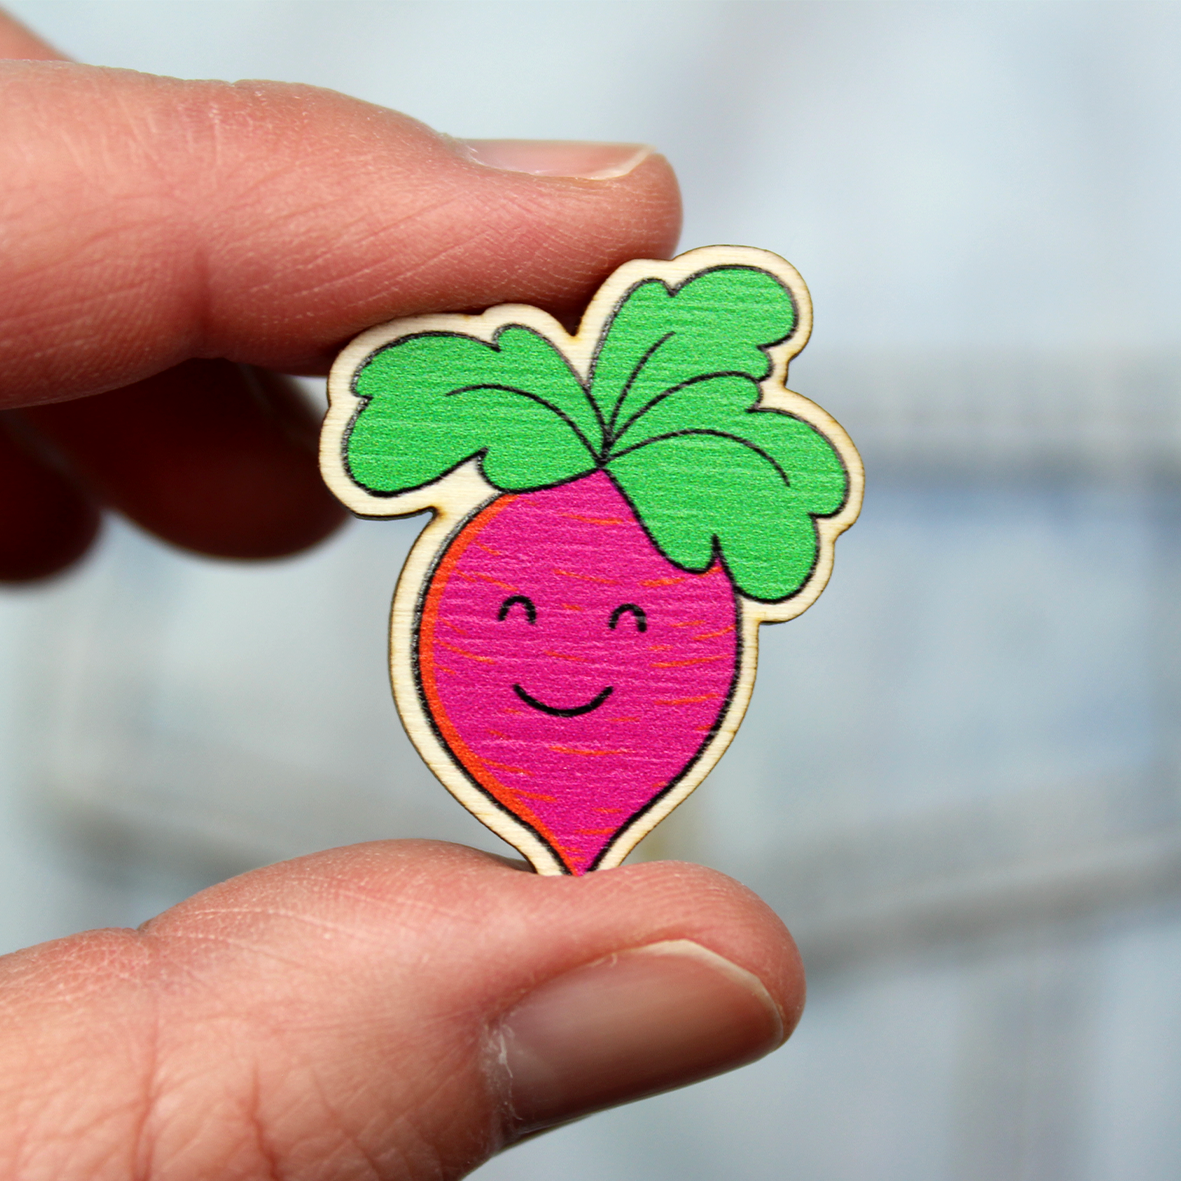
(512, 684), (614, 718)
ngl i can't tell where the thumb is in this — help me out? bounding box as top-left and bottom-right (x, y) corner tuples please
(0, 842), (803, 1180)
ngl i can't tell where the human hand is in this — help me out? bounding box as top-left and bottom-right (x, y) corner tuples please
(0, 10), (679, 577)
(1, 842), (803, 1179)
(0, 11), (806, 1177)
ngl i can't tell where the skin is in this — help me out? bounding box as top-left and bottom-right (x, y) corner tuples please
(0, 13), (682, 575)
(0, 9), (807, 1177)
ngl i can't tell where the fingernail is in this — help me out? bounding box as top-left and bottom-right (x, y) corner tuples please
(457, 138), (652, 180)
(496, 940), (784, 1134)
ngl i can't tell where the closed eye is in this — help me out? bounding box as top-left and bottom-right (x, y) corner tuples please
(609, 603), (647, 633)
(498, 595), (536, 624)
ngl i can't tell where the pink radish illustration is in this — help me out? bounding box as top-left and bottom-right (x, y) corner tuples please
(418, 471), (738, 874)
(320, 246), (862, 875)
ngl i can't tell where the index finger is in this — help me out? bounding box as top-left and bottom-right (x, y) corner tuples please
(1, 60), (681, 407)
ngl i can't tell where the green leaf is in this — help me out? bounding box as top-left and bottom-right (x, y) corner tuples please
(589, 266), (797, 444)
(610, 374), (847, 518)
(341, 261), (851, 604)
(345, 326), (602, 495)
(594, 268), (848, 602)
(607, 403), (846, 602)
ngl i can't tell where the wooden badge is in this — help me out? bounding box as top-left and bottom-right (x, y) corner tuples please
(320, 246), (863, 875)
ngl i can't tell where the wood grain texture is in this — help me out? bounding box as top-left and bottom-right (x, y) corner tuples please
(320, 245), (863, 874)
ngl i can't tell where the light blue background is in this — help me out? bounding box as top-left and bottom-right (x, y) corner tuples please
(4, 4), (1181, 1178)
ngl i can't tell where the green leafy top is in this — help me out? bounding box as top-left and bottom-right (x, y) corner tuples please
(344, 265), (849, 602)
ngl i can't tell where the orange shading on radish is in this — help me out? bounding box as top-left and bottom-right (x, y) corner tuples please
(320, 246), (863, 874)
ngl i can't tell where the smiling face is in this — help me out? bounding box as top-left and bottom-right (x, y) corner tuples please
(417, 471), (739, 873)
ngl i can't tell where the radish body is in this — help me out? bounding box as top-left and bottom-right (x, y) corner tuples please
(417, 471), (739, 874)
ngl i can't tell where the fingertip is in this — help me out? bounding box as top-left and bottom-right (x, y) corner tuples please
(573, 857), (806, 1033)
(466, 146), (684, 307)
(498, 938), (787, 1134)
(605, 148), (683, 258)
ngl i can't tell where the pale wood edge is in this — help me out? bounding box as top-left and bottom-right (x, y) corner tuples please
(320, 245), (865, 875)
